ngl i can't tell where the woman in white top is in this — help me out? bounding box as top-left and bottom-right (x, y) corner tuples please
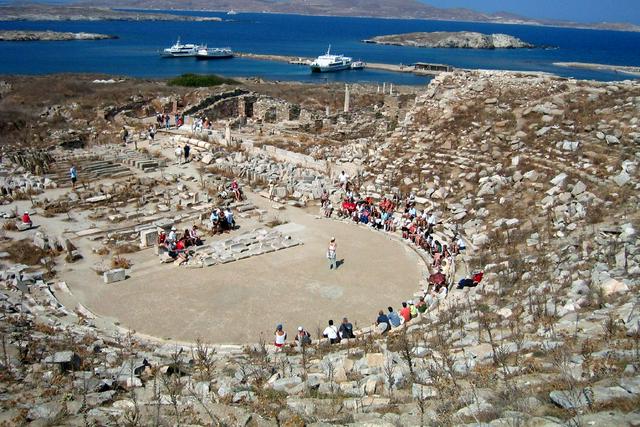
(274, 324), (287, 349)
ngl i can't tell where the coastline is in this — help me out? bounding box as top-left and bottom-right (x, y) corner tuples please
(0, 5), (223, 22)
(103, 7), (640, 33)
(236, 52), (442, 76)
(0, 30), (117, 41)
(553, 62), (640, 77)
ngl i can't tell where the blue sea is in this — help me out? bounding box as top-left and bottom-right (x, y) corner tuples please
(1, 10), (639, 85)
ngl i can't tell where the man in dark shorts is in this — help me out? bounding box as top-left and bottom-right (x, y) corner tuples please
(183, 143), (190, 163)
(69, 164), (77, 189)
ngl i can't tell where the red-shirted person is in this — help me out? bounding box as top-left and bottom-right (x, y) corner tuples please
(21, 211), (32, 227)
(157, 230), (167, 246)
(399, 302), (411, 323)
(472, 271), (484, 285)
(457, 270), (485, 289)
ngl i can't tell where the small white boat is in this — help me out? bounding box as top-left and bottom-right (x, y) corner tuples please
(309, 45), (352, 73)
(161, 37), (200, 58)
(351, 61), (366, 70)
(227, 10), (237, 15)
(196, 46), (234, 60)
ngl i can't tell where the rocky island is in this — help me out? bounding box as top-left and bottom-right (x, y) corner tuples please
(0, 30), (117, 42)
(364, 31), (534, 49)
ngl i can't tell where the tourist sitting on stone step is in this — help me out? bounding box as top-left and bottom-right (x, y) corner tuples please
(167, 226), (178, 244)
(424, 286), (446, 309)
(182, 229), (193, 246)
(166, 239), (189, 264)
(429, 269), (447, 289)
(376, 310), (390, 335)
(21, 211), (32, 227)
(339, 317), (355, 339)
(210, 209), (220, 231)
(387, 307), (402, 328)
(323, 200), (333, 218)
(415, 296), (427, 314)
(401, 218), (411, 239)
(351, 209), (359, 223)
(382, 213), (391, 232)
(409, 300), (419, 319)
(295, 326), (311, 347)
(189, 225), (202, 246)
(433, 251), (443, 268)
(323, 319), (340, 344)
(372, 210), (383, 230)
(224, 208), (235, 229)
(359, 208), (370, 225)
(399, 302), (411, 323)
(231, 179), (243, 201)
(157, 230), (167, 247)
(338, 170), (349, 188)
(320, 189), (329, 205)
(274, 324), (287, 350)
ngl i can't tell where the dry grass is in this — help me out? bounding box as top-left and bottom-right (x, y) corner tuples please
(5, 239), (49, 265)
(2, 221), (18, 231)
(265, 216), (288, 228)
(111, 256), (133, 269)
(94, 246), (110, 256)
(114, 243), (141, 254)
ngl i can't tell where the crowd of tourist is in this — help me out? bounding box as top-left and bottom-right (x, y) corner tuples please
(157, 224), (203, 262)
(209, 206), (236, 234)
(271, 172), (486, 350)
(156, 112), (184, 130)
(191, 117), (215, 133)
(322, 176), (467, 272)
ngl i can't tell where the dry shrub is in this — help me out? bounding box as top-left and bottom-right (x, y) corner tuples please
(265, 216), (288, 228)
(94, 246), (110, 256)
(114, 243), (141, 254)
(2, 221), (18, 231)
(41, 202), (70, 217)
(6, 239), (49, 265)
(111, 256), (132, 269)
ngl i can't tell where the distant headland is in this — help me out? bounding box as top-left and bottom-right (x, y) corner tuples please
(0, 4), (222, 21)
(54, 0), (640, 32)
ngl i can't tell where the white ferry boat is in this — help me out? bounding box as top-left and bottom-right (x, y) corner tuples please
(161, 38), (201, 58)
(195, 46), (234, 60)
(309, 45), (352, 73)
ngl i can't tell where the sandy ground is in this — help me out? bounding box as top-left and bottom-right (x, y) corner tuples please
(59, 197), (422, 343)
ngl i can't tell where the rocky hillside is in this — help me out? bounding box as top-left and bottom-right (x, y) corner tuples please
(364, 31), (534, 49)
(0, 72), (638, 425)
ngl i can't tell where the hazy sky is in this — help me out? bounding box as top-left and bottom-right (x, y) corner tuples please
(424, 0), (640, 24)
